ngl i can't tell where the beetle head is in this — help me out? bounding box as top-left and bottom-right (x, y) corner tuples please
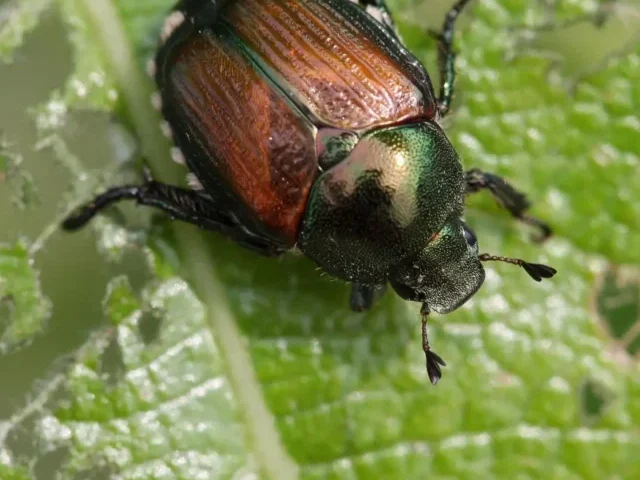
(389, 219), (557, 313)
(389, 218), (484, 313)
(300, 121), (465, 283)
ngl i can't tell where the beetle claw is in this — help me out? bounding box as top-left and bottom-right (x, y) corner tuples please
(531, 232), (549, 244)
(525, 216), (553, 244)
(141, 162), (154, 184)
(426, 350), (446, 385)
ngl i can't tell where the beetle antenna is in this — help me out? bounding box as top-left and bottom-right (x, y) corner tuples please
(478, 253), (557, 282)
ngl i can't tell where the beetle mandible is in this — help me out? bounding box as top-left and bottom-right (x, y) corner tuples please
(63, 0), (557, 384)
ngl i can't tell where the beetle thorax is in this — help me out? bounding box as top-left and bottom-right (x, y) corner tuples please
(298, 121), (465, 283)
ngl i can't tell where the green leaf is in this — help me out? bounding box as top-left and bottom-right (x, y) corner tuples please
(0, 0), (53, 63)
(1, 0), (639, 479)
(0, 240), (51, 352)
(0, 136), (38, 209)
(42, 276), (263, 478)
(0, 461), (30, 480)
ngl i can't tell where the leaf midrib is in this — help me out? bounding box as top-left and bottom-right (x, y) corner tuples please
(73, 0), (299, 478)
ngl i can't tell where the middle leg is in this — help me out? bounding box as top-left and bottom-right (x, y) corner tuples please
(431, 0), (474, 117)
(465, 168), (552, 242)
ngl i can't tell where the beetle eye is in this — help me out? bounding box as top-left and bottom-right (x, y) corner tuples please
(463, 224), (478, 247)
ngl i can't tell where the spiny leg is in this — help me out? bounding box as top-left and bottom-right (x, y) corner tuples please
(357, 0), (398, 36)
(431, 0), (473, 117)
(156, 0), (227, 50)
(172, 0), (226, 25)
(62, 169), (285, 257)
(420, 304), (446, 385)
(465, 168), (552, 242)
(349, 283), (387, 312)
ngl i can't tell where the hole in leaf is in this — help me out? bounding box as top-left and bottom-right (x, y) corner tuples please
(4, 410), (43, 465)
(138, 309), (163, 345)
(99, 334), (125, 386)
(69, 460), (114, 480)
(0, 294), (16, 336)
(579, 378), (612, 421)
(627, 333), (640, 356)
(593, 264), (640, 358)
(34, 446), (70, 480)
(516, 1), (640, 78)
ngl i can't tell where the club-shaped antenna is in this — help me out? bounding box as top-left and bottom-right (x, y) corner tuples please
(478, 254), (557, 282)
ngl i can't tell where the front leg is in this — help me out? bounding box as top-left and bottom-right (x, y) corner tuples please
(420, 304), (446, 385)
(172, 0), (229, 26)
(349, 283), (387, 312)
(465, 168), (552, 242)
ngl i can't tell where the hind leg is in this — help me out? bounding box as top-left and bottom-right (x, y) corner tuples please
(62, 168), (286, 257)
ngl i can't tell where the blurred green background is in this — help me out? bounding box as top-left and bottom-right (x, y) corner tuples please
(1, 0), (639, 479)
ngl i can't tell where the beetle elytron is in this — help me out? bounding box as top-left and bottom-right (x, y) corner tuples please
(63, 0), (557, 384)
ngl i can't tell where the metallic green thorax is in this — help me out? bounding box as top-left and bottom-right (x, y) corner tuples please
(299, 121), (469, 286)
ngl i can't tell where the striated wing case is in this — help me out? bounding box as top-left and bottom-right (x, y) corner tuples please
(157, 0), (437, 246)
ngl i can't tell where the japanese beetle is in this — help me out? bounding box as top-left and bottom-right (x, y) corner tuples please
(63, 0), (557, 384)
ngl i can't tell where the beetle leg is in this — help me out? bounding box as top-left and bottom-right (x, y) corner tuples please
(157, 0), (228, 48)
(356, 0), (399, 36)
(465, 168), (552, 242)
(420, 304), (446, 385)
(172, 0), (229, 26)
(62, 178), (286, 257)
(431, 0), (473, 117)
(349, 283), (387, 312)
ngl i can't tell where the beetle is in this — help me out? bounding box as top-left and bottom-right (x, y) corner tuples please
(62, 0), (557, 384)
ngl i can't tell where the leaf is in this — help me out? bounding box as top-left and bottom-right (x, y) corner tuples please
(0, 0), (53, 63)
(1, 0), (639, 479)
(0, 460), (30, 480)
(0, 136), (38, 209)
(40, 276), (263, 478)
(0, 240), (51, 353)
